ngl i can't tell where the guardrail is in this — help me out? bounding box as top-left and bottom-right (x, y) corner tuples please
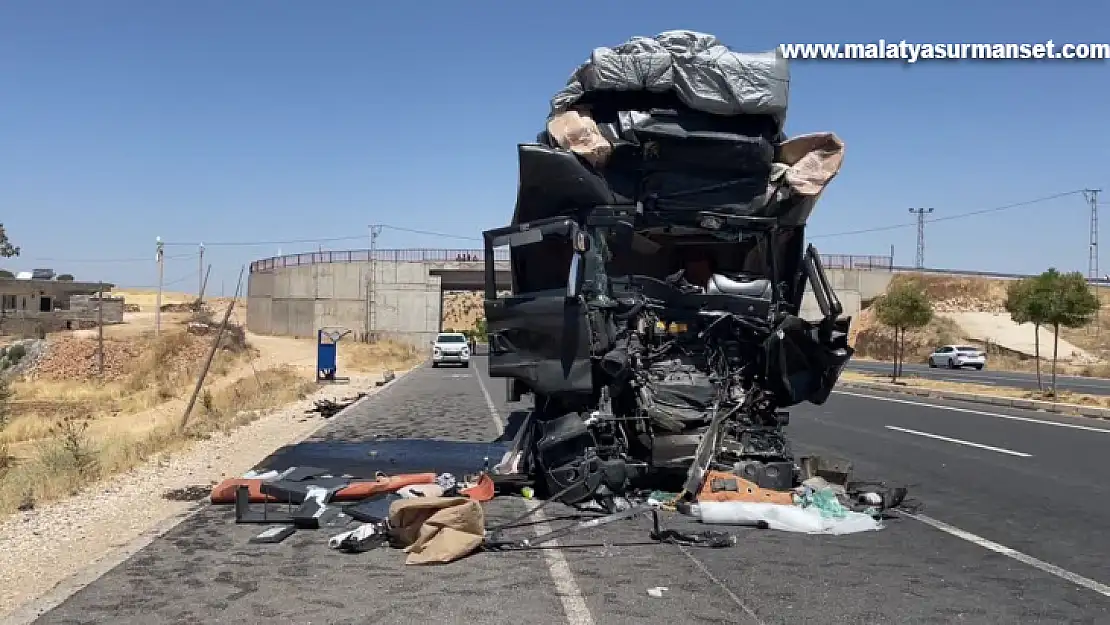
(249, 249), (894, 273)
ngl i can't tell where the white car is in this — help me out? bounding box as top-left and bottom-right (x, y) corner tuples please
(928, 345), (986, 370)
(431, 332), (470, 368)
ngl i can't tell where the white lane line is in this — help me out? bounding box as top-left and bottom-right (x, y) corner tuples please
(835, 390), (1110, 434)
(850, 365), (1110, 391)
(908, 513), (1110, 598)
(473, 367), (595, 625)
(884, 425), (1031, 457)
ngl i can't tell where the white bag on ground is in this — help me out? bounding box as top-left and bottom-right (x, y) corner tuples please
(696, 501), (882, 535)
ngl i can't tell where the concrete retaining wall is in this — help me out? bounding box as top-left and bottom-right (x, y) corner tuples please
(799, 269), (893, 323)
(247, 261), (443, 347)
(248, 258), (895, 347)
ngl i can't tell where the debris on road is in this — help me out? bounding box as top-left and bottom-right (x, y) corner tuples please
(205, 435), (916, 570)
(304, 393), (367, 418)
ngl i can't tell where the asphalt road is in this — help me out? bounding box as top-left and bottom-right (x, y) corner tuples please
(848, 359), (1110, 395)
(23, 358), (1110, 624)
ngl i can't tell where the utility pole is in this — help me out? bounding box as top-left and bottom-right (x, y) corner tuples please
(908, 207), (934, 269)
(155, 236), (164, 336)
(1084, 189), (1102, 336)
(1084, 190), (1101, 281)
(366, 224), (383, 342)
(97, 281), (104, 376)
(198, 243), (205, 297)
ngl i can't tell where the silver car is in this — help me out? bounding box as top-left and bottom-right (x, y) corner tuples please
(928, 344), (986, 370)
(431, 332), (470, 368)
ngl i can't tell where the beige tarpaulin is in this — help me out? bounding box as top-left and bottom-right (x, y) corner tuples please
(388, 496), (486, 565)
(547, 109), (613, 167)
(773, 132), (845, 196)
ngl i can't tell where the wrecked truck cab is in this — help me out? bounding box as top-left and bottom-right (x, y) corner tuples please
(481, 31), (856, 508)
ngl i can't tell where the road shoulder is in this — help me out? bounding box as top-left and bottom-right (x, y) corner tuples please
(0, 370), (411, 624)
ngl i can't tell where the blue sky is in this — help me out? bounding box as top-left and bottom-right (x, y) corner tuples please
(1, 0), (1107, 293)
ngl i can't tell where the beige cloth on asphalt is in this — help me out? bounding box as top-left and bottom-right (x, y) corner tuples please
(388, 496), (485, 565)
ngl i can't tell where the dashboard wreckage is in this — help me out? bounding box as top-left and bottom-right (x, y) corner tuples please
(485, 31), (855, 508)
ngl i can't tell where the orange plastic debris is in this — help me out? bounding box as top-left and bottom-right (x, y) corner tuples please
(696, 470), (794, 505)
(210, 479), (278, 504)
(335, 473), (437, 500)
(209, 472), (438, 504)
(460, 473), (495, 502)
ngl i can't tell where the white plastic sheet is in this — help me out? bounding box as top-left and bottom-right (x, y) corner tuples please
(696, 501), (883, 535)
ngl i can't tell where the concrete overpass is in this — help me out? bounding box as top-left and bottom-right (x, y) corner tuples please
(246, 249), (895, 346)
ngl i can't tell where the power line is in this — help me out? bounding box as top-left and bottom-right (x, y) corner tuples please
(809, 190), (1088, 239)
(379, 225), (479, 242)
(161, 224), (480, 248)
(116, 270), (196, 291)
(162, 234), (366, 248)
(20, 253), (194, 263)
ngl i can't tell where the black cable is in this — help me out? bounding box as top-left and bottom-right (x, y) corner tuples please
(162, 223), (481, 248)
(809, 190), (1086, 239)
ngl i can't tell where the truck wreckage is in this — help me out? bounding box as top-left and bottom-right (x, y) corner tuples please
(207, 31), (911, 562)
(485, 31), (859, 509)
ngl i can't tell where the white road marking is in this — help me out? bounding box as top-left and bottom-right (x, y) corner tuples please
(884, 425), (1031, 457)
(835, 390), (1110, 434)
(908, 513), (1110, 599)
(473, 366), (595, 625)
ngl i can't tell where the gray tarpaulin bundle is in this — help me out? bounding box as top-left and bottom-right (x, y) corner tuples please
(550, 30), (791, 129)
(533, 30), (843, 229)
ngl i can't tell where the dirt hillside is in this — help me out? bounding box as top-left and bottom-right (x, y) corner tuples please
(442, 291), (484, 333)
(852, 273), (1110, 372)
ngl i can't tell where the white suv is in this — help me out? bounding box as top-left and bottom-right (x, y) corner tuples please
(431, 332), (470, 368)
(928, 345), (986, 370)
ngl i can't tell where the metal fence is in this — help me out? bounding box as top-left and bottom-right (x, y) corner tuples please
(249, 249), (896, 273)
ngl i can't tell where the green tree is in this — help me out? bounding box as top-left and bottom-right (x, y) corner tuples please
(1005, 276), (1049, 391)
(1040, 269), (1099, 396)
(0, 224), (19, 258)
(475, 317), (487, 339)
(873, 280), (934, 382)
(56, 274), (75, 281)
(0, 270), (12, 279)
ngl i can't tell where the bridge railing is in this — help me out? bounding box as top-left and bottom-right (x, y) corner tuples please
(249, 249), (894, 273)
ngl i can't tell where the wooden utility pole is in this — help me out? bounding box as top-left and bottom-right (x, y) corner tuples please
(198, 264), (211, 304)
(179, 266), (244, 432)
(155, 236), (164, 336)
(97, 281), (104, 376)
(198, 243), (205, 297)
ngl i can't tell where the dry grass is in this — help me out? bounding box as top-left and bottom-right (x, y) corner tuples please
(841, 370), (1110, 408)
(341, 339), (421, 373)
(111, 288), (238, 313)
(0, 331), (245, 446)
(891, 273), (1009, 313)
(442, 291), (485, 334)
(852, 311), (963, 362)
(1058, 289), (1110, 358)
(0, 366), (316, 515)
